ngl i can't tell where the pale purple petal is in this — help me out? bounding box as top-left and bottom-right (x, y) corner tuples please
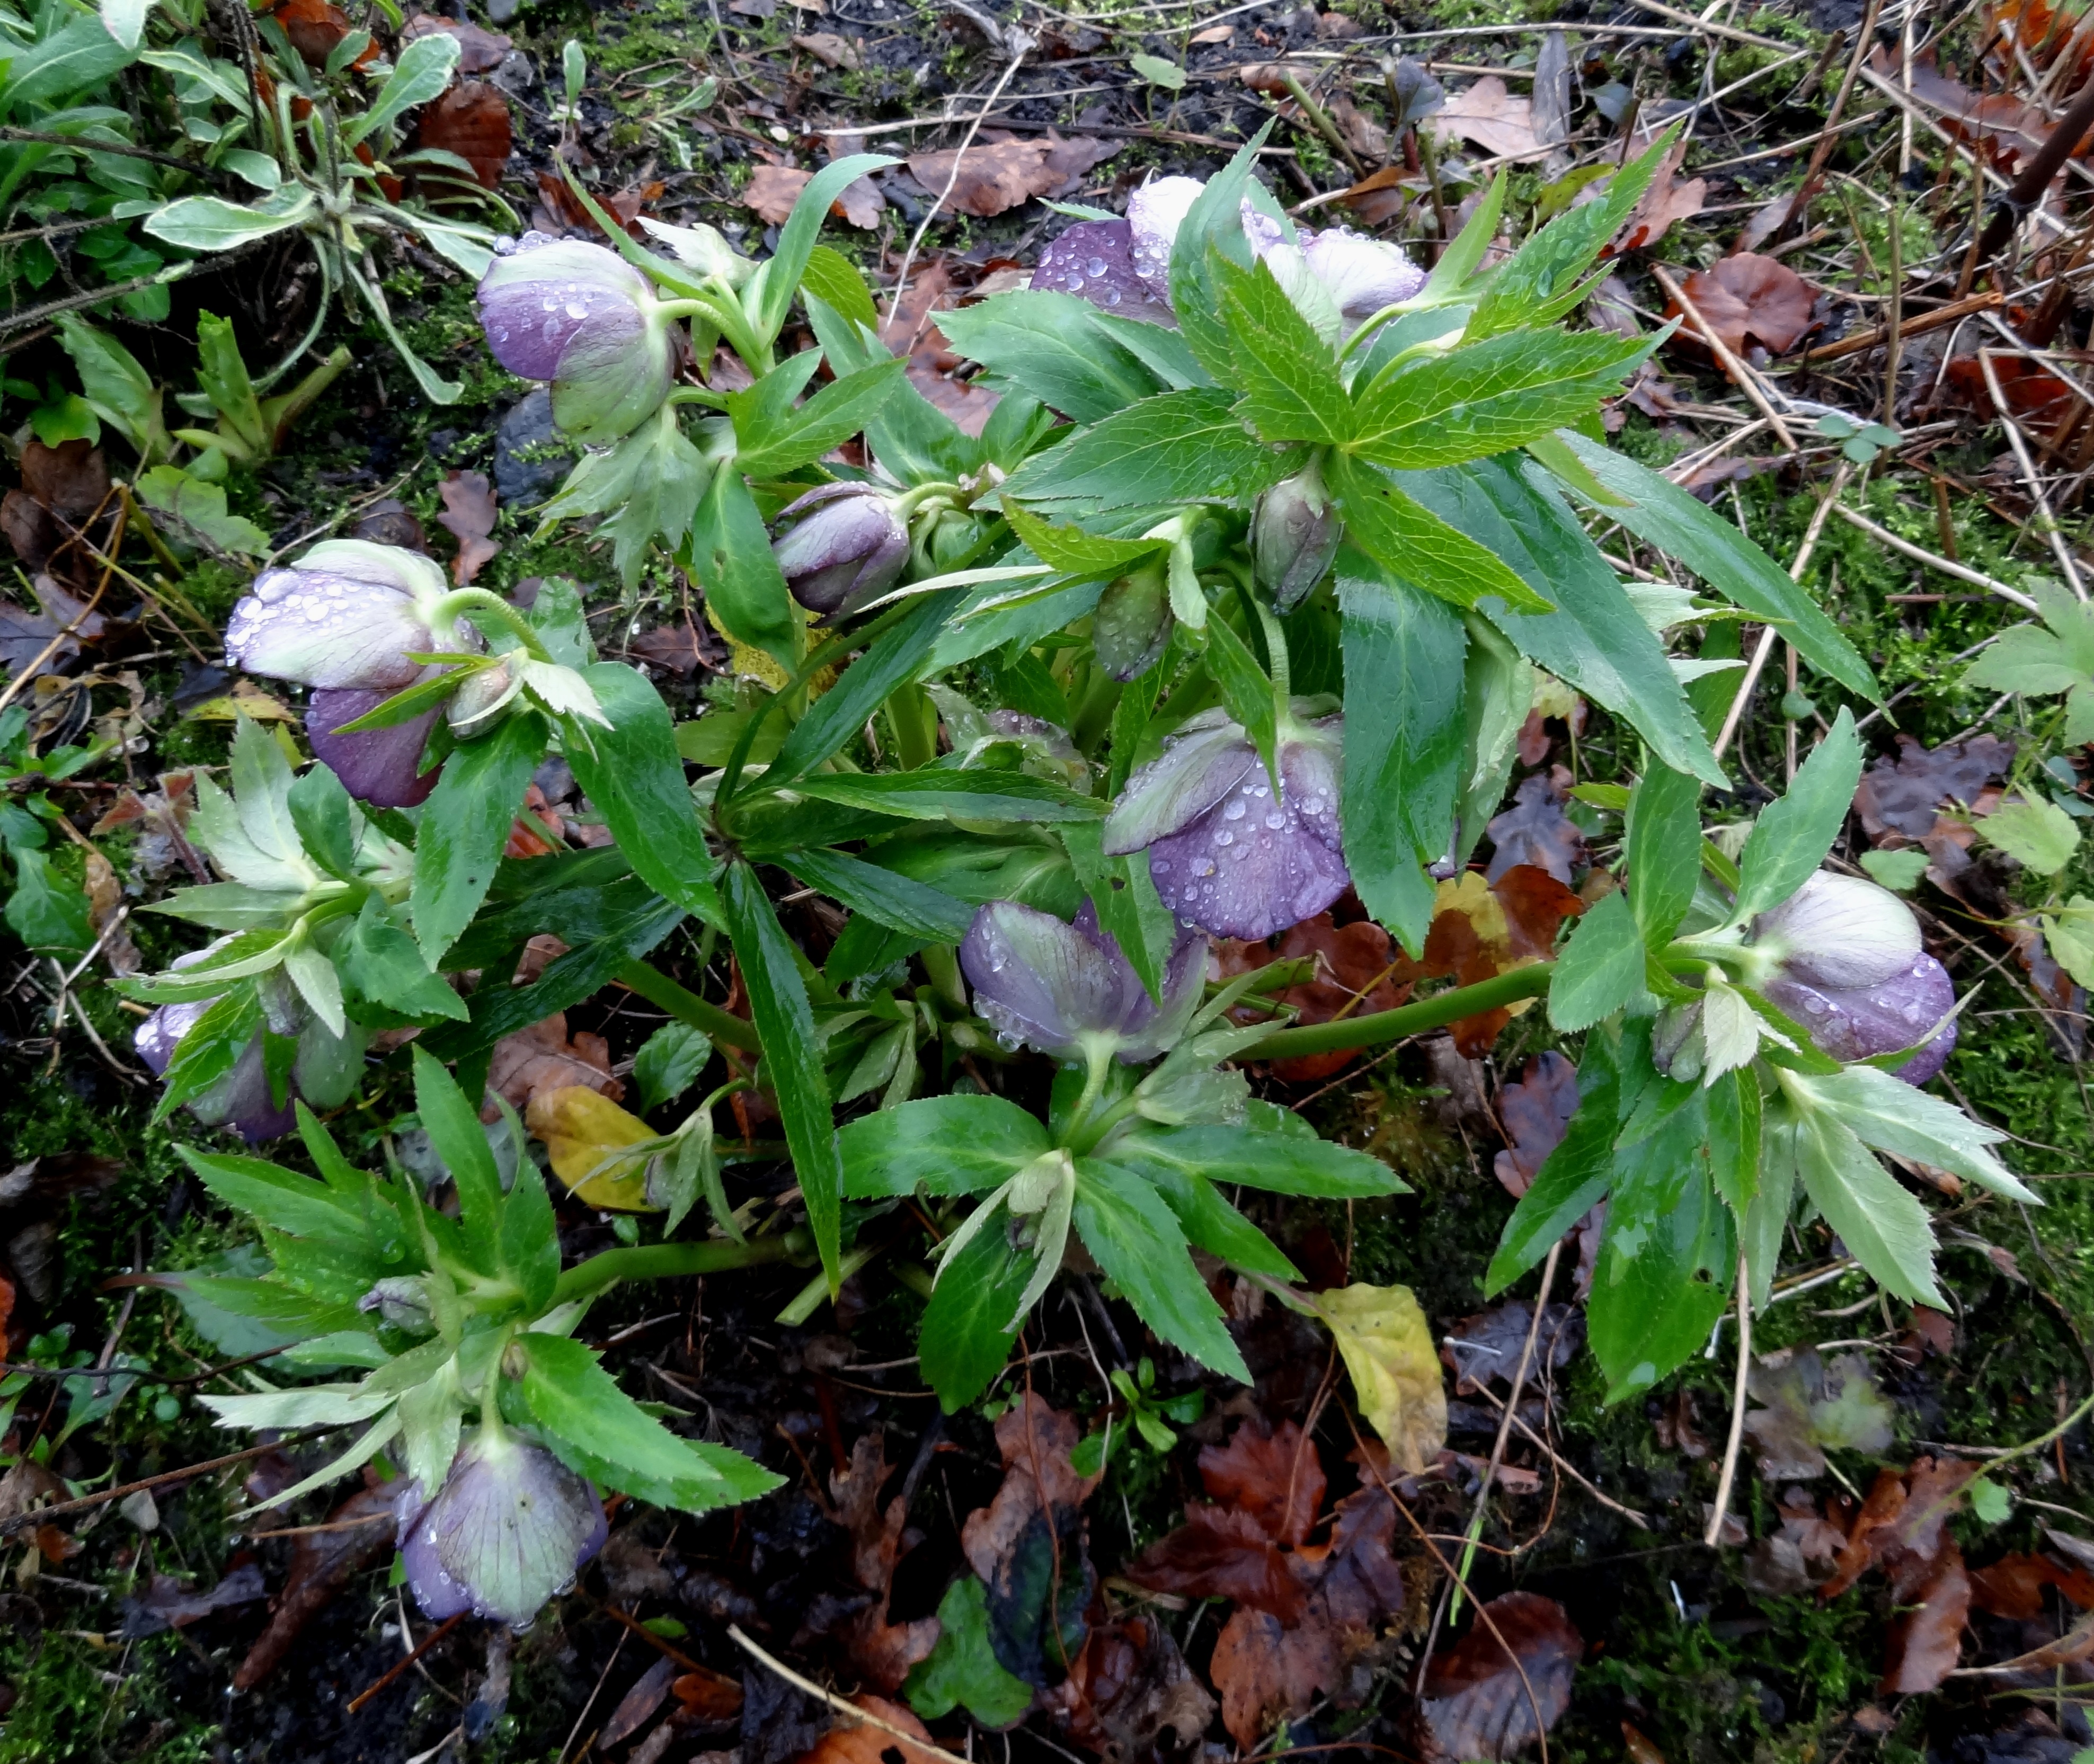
(400, 1432), (607, 1629)
(1127, 176), (1204, 299)
(1144, 772), (1352, 941)
(135, 998), (208, 1075)
(1101, 710), (1257, 855)
(1297, 226), (1426, 324)
(1763, 952), (1958, 1086)
(308, 687), (442, 808)
(1751, 871), (1922, 991)
(1280, 723), (1344, 853)
(226, 567), (437, 692)
(772, 484), (909, 617)
(961, 900), (1128, 1058)
(477, 234), (652, 383)
(1030, 220), (1172, 323)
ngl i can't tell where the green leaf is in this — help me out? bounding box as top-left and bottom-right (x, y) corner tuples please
(500, 1161), (560, 1314)
(792, 769), (1105, 824)
(1061, 821), (1176, 1002)
(800, 244), (878, 331)
(1626, 760), (1705, 948)
(752, 152), (900, 342)
(134, 464), (271, 555)
(1788, 1065), (2031, 1199)
(1130, 51), (1185, 88)
(411, 712), (545, 967)
(634, 1023), (712, 1113)
(1730, 709), (1861, 923)
(937, 293), (1177, 424)
(685, 465), (798, 670)
(342, 30), (460, 144)
(1325, 451), (1552, 614)
(767, 588), (965, 787)
(1981, 798), (2081, 874)
(919, 1210), (1028, 1410)
(731, 356), (906, 477)
(1105, 1120), (1402, 1198)
(1134, 1156), (1299, 1280)
(142, 188), (316, 253)
(1787, 1107), (1944, 1307)
(6, 14), (136, 107)
(1073, 1159), (1249, 1382)
(1001, 503), (1165, 580)
(538, 406), (711, 586)
(1350, 331), (1648, 468)
(905, 1575), (1034, 1727)
(840, 1094), (1053, 1198)
(1204, 610), (1278, 785)
(1000, 387), (1300, 511)
(1166, 124), (1271, 381)
(1404, 457), (1725, 787)
(152, 984), (263, 1122)
(4, 848), (91, 954)
(194, 309), (267, 454)
(517, 1332), (785, 1510)
(721, 862), (845, 1287)
(1707, 1064), (1761, 1214)
(565, 663), (724, 924)
(286, 762), (360, 881)
(785, 847), (974, 941)
(412, 1046), (506, 1255)
(1213, 253), (1353, 444)
(1556, 432), (1878, 703)
(1860, 847), (1929, 892)
(1547, 887), (1644, 1030)
(57, 315), (169, 460)
(178, 1148), (388, 1252)
(1337, 563), (1466, 955)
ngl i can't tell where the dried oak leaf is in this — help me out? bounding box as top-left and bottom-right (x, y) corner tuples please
(960, 1395), (1101, 1686)
(400, 13), (512, 71)
(437, 469), (501, 586)
(831, 1432), (939, 1691)
(233, 1475), (418, 1687)
(1430, 75), (1541, 159)
(83, 848), (141, 976)
(1880, 1548), (1971, 1694)
(1493, 1052), (1578, 1197)
(628, 621), (712, 675)
(1666, 253), (1817, 361)
(793, 1695), (948, 1764)
(745, 163), (883, 229)
(793, 31), (860, 68)
(1214, 913), (1412, 1081)
(1041, 1616), (1215, 1758)
(485, 1012), (622, 1117)
(1414, 1592), (1583, 1763)
(1855, 734), (2015, 841)
(1743, 1347), (1895, 1481)
(1612, 145), (1705, 254)
(411, 81), (512, 192)
(883, 257), (999, 436)
(906, 132), (1115, 219)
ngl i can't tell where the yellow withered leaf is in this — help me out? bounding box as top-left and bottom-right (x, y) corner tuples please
(1319, 1282), (1448, 1474)
(526, 1085), (659, 1210)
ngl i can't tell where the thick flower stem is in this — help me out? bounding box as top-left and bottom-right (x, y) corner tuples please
(616, 960), (762, 1054)
(552, 1230), (808, 1309)
(1243, 963), (1555, 1061)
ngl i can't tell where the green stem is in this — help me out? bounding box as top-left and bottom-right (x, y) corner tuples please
(1244, 963), (1556, 1061)
(616, 959), (762, 1053)
(551, 1230), (807, 1309)
(430, 588), (553, 663)
(888, 682), (938, 770)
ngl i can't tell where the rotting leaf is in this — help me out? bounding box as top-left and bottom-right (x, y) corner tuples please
(1319, 1283), (1448, 1473)
(1214, 913), (1409, 1081)
(121, 1564), (267, 1639)
(526, 1085), (656, 1208)
(1855, 735), (2016, 841)
(745, 164), (883, 229)
(1443, 1299), (1584, 1396)
(1665, 253), (1817, 362)
(1485, 770), (1586, 884)
(907, 133), (1116, 219)
(1743, 1347), (1895, 1481)
(1414, 1591), (1583, 1763)
(1880, 1548), (1970, 1694)
(1968, 1551), (2094, 1620)
(400, 14), (513, 70)
(486, 1012), (623, 1116)
(1430, 75), (1541, 159)
(831, 1431), (940, 1692)
(438, 470), (501, 585)
(1494, 1052), (1578, 1196)
(411, 82), (513, 193)
(792, 1694), (949, 1764)
(1040, 1615), (1214, 1757)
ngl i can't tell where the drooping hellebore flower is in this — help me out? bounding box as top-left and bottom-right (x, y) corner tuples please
(477, 233), (682, 443)
(225, 540), (494, 807)
(1102, 707), (1347, 942)
(1252, 461), (1341, 611)
(134, 950), (367, 1141)
(960, 897), (1204, 1064)
(400, 1427), (608, 1628)
(1747, 871), (1957, 1085)
(771, 482), (910, 618)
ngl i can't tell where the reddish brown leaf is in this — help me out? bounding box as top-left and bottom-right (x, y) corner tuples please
(1666, 253), (1817, 361)
(437, 470), (500, 585)
(484, 1013), (623, 1117)
(273, 0), (374, 67)
(1884, 47), (2088, 168)
(1415, 1592), (1583, 1762)
(534, 173), (664, 239)
(628, 622), (712, 674)
(602, 1656), (677, 1748)
(1969, 1551), (2094, 1619)
(906, 132), (1115, 219)
(1822, 1456), (1981, 1601)
(1199, 1416), (1326, 1548)
(21, 438), (109, 524)
(411, 81), (512, 192)
(1041, 1616), (1214, 1757)
(1880, 1546), (1970, 1694)
(1430, 76), (1542, 159)
(1214, 915), (1412, 1081)
(794, 1695), (948, 1764)
(831, 1432), (939, 1691)
(233, 1477), (418, 1688)
(1493, 1052), (1579, 1198)
(1611, 146), (1705, 254)
(1855, 735), (2015, 840)
(744, 163), (883, 228)
(1125, 1503), (1304, 1621)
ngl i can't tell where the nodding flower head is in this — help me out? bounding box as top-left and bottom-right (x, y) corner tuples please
(1028, 219), (1174, 323)
(1102, 707), (1348, 942)
(134, 946), (368, 1141)
(771, 483), (910, 619)
(225, 540), (465, 695)
(477, 233), (680, 443)
(960, 897), (1205, 1064)
(1252, 465), (1341, 611)
(1750, 871), (1957, 1085)
(399, 1428), (607, 1629)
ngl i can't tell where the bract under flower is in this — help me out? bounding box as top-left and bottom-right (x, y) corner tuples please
(1103, 707), (1348, 941)
(400, 1428), (607, 1628)
(477, 233), (679, 443)
(960, 897), (1203, 1064)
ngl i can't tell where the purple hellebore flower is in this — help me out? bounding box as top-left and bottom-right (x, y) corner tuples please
(400, 1428), (608, 1628)
(1028, 218), (1177, 323)
(1750, 871), (1957, 1085)
(960, 897), (1204, 1064)
(477, 233), (681, 443)
(307, 688), (443, 809)
(1252, 462), (1341, 611)
(1102, 707), (1348, 942)
(134, 947), (367, 1140)
(771, 483), (910, 618)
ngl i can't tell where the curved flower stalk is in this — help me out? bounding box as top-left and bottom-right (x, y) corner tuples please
(1103, 707), (1347, 941)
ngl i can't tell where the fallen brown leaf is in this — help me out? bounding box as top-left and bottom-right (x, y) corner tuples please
(1042, 1616), (1215, 1757)
(1968, 1551), (2094, 1620)
(1485, 769), (1585, 884)
(1431, 76), (1542, 159)
(1214, 913), (1411, 1081)
(793, 1695), (948, 1764)
(831, 1432), (939, 1691)
(906, 132), (1115, 219)
(233, 1476), (419, 1687)
(1415, 1591), (1583, 1762)
(273, 0), (374, 67)
(534, 173), (663, 239)
(1880, 1548), (1970, 1694)
(484, 1012), (623, 1117)
(744, 163), (884, 229)
(437, 470), (500, 585)
(83, 848), (141, 976)
(793, 31), (859, 69)
(411, 81), (512, 192)
(1665, 253), (1817, 361)
(400, 13), (512, 72)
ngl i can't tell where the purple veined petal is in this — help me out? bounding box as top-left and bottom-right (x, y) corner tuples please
(1106, 908), (1208, 1061)
(226, 567), (438, 693)
(1751, 870), (1922, 991)
(960, 900), (1131, 1059)
(1029, 219), (1174, 323)
(1762, 952), (1958, 1086)
(1101, 709), (1259, 857)
(135, 997), (209, 1075)
(400, 1430), (608, 1629)
(1297, 226), (1426, 326)
(772, 485), (910, 617)
(1127, 175), (1205, 300)
(1144, 764), (1353, 941)
(308, 687), (443, 808)
(477, 235), (653, 384)
(191, 1029), (298, 1142)
(295, 539), (452, 602)
(547, 299), (678, 444)
(1279, 721), (1345, 855)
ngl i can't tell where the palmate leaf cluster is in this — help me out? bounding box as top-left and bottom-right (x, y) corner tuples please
(128, 126), (2029, 1588)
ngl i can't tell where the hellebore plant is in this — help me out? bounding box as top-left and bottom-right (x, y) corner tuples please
(152, 114), (2039, 1576)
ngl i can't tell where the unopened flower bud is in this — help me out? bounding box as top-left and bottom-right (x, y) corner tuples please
(1253, 466), (1340, 611)
(1093, 559), (1173, 681)
(771, 483), (910, 618)
(477, 233), (680, 443)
